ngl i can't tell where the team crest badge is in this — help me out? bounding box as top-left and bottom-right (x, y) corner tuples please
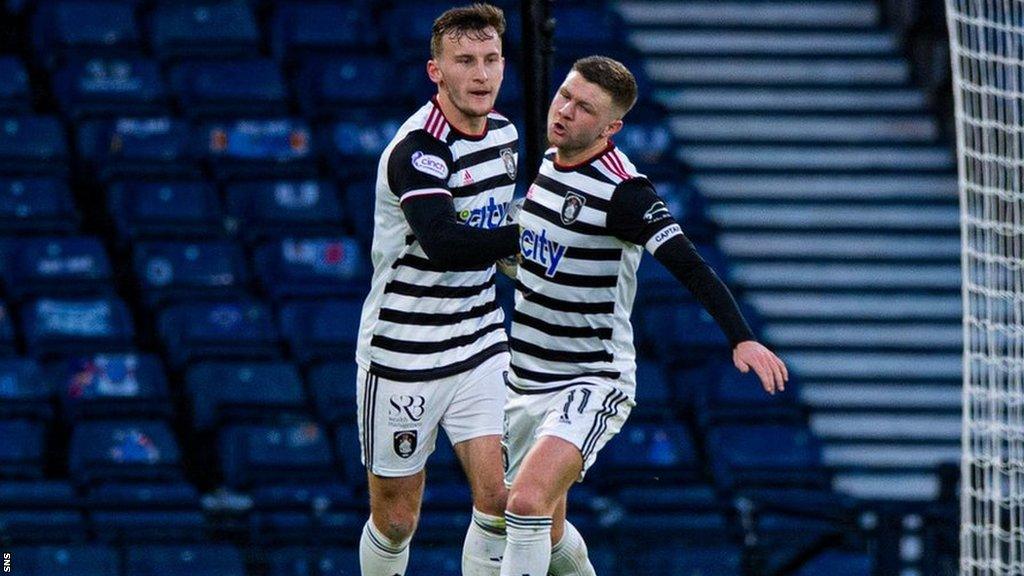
(560, 192), (586, 225)
(394, 430), (417, 459)
(500, 148), (516, 180)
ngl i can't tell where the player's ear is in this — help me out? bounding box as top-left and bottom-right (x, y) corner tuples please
(427, 59), (443, 85)
(602, 119), (623, 139)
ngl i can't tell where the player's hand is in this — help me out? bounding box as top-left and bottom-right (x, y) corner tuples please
(733, 340), (788, 395)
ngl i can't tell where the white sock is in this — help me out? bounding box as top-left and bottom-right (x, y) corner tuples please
(500, 512), (552, 576)
(548, 521), (596, 576)
(462, 507), (507, 575)
(359, 519), (410, 576)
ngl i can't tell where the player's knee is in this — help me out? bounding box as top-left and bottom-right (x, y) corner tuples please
(373, 507), (419, 544)
(505, 486), (551, 517)
(472, 483), (508, 516)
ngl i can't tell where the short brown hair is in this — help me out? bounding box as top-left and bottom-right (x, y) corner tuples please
(572, 56), (638, 115)
(431, 3), (506, 59)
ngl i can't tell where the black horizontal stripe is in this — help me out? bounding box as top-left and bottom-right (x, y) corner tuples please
(379, 301), (499, 326)
(515, 280), (615, 314)
(370, 342), (507, 382)
(510, 337), (613, 363)
(504, 377), (596, 395)
(511, 364), (620, 383)
(452, 142), (514, 173)
(384, 278), (495, 299)
(513, 310), (612, 340)
(524, 201), (607, 236)
(393, 254), (491, 273)
(543, 156), (614, 185)
(521, 260), (619, 288)
(450, 174), (513, 199)
(371, 322), (504, 354)
(534, 173), (612, 212)
(566, 246), (622, 261)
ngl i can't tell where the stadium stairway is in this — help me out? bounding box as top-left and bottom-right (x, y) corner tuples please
(616, 0), (961, 501)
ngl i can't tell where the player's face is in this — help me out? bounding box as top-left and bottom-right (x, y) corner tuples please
(428, 28), (504, 123)
(547, 71), (623, 157)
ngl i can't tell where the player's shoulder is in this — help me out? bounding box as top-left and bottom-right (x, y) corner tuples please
(487, 109), (516, 131)
(593, 145), (645, 185)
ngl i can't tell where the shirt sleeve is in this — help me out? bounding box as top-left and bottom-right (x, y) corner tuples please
(386, 130), (456, 203)
(606, 177), (685, 253)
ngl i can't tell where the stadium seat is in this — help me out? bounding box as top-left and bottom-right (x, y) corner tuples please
(0, 56), (31, 113)
(125, 544), (246, 576)
(0, 115), (69, 175)
(270, 3), (377, 61)
(254, 236), (367, 301)
(21, 296), (135, 359)
(795, 550), (875, 576)
(157, 299), (280, 368)
(706, 424), (828, 490)
(342, 179), (375, 243)
(332, 425), (365, 488)
(637, 298), (732, 361)
(631, 358), (676, 420)
(551, 6), (626, 51)
(3, 236), (113, 300)
(268, 547), (361, 576)
(68, 420), (183, 485)
(52, 353), (172, 421)
(185, 361), (307, 432)
(0, 420), (46, 478)
(591, 422), (701, 486)
(151, 0), (260, 61)
(53, 57), (167, 119)
(8, 544), (119, 574)
(106, 180), (223, 241)
(250, 483), (359, 544)
(224, 179), (345, 241)
(0, 176), (79, 234)
(307, 361), (357, 425)
(197, 118), (317, 181)
(694, 363), (803, 427)
(295, 56), (398, 116)
(0, 481), (87, 544)
(132, 239), (248, 308)
(0, 358), (51, 421)
(219, 420), (335, 488)
(279, 299), (361, 364)
(412, 545), (462, 575)
(0, 302), (14, 356)
(629, 545), (743, 576)
(87, 482), (205, 543)
(322, 117), (403, 180)
(31, 1), (141, 67)
(382, 4), (449, 61)
(169, 59), (287, 118)
(77, 117), (198, 181)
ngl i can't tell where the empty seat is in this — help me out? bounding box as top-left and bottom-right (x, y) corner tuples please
(3, 236), (113, 300)
(591, 422), (700, 487)
(225, 179), (344, 241)
(8, 544), (119, 574)
(268, 546), (360, 576)
(254, 236), (367, 301)
(0, 56), (31, 113)
(796, 550), (874, 576)
(157, 299), (280, 368)
(0, 419), (46, 478)
(185, 361), (307, 431)
(552, 6), (625, 49)
(77, 117), (197, 181)
(628, 545), (743, 576)
(69, 420), (182, 485)
(106, 180), (222, 241)
(198, 118), (317, 181)
(412, 545), (462, 574)
(52, 352), (172, 421)
(0, 358), (51, 420)
(694, 364), (803, 427)
(343, 179), (375, 243)
(87, 482), (205, 543)
(0, 481), (86, 545)
(151, 0), (260, 61)
(631, 358), (675, 420)
(250, 483), (359, 544)
(21, 296), (135, 359)
(308, 361), (357, 425)
(279, 299), (361, 364)
(271, 3), (377, 61)
(0, 301), (14, 356)
(0, 115), (69, 175)
(133, 239), (248, 308)
(383, 5), (450, 61)
(332, 424), (365, 488)
(638, 299), (731, 361)
(0, 177), (79, 234)
(53, 57), (167, 118)
(170, 59), (287, 118)
(219, 420), (335, 488)
(32, 1), (140, 67)
(706, 424), (827, 490)
(126, 544), (246, 576)
(296, 56), (397, 116)
(323, 117), (402, 180)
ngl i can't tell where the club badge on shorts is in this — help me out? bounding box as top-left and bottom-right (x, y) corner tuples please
(500, 147), (516, 180)
(394, 430), (418, 458)
(560, 192), (586, 225)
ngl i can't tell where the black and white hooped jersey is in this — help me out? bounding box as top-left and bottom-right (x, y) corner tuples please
(509, 143), (684, 398)
(356, 98), (518, 381)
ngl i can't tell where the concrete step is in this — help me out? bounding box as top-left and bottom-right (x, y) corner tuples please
(630, 30), (897, 56)
(692, 174), (957, 201)
(732, 262), (960, 291)
(832, 472), (941, 500)
(801, 383), (962, 410)
(746, 292), (962, 321)
(647, 58), (909, 86)
(786, 351), (961, 380)
(824, 444), (960, 469)
(678, 145), (955, 171)
(655, 87), (929, 113)
(811, 413), (961, 441)
(719, 233), (960, 260)
(670, 115), (938, 143)
(616, 1), (879, 28)
(765, 322), (962, 349)
(709, 205), (959, 231)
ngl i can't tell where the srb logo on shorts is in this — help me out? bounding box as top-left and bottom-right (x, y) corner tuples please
(394, 430), (418, 458)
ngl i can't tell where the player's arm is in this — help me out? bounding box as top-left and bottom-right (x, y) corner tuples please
(607, 178), (787, 393)
(388, 133), (519, 271)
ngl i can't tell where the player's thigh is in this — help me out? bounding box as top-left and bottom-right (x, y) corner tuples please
(452, 434), (506, 515)
(507, 435), (583, 517)
(367, 470), (426, 537)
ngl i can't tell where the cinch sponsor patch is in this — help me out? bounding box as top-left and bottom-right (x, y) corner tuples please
(411, 151), (449, 179)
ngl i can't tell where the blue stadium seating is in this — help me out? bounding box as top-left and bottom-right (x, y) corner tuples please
(157, 299), (279, 368)
(631, 358), (676, 420)
(638, 299), (731, 361)
(268, 547), (360, 576)
(250, 483), (359, 544)
(630, 545), (743, 576)
(552, 6), (626, 51)
(0, 115), (69, 175)
(185, 361), (307, 431)
(52, 352), (172, 421)
(271, 3), (377, 62)
(225, 179), (345, 241)
(0, 358), (52, 421)
(0, 56), (31, 113)
(53, 57), (167, 119)
(296, 56), (398, 116)
(0, 301), (14, 356)
(0, 177), (79, 234)
(694, 363), (803, 427)
(169, 59), (288, 118)
(87, 482), (205, 543)
(219, 421), (335, 488)
(31, 1), (141, 66)
(332, 425), (364, 488)
(0, 420), (46, 478)
(69, 420), (183, 485)
(0, 481), (87, 544)
(3, 236), (113, 300)
(706, 424), (828, 490)
(8, 544), (119, 575)
(308, 361), (357, 425)
(106, 180), (222, 241)
(77, 117), (198, 181)
(151, 0), (260, 61)
(412, 546), (462, 574)
(796, 550), (875, 576)
(125, 544), (246, 576)
(21, 296), (135, 359)
(132, 240), (248, 308)
(197, 118), (317, 181)
(383, 5), (449, 61)
(591, 422), (701, 486)
(322, 117), (402, 180)
(343, 179), (376, 243)
(254, 237), (367, 300)
(279, 299), (361, 364)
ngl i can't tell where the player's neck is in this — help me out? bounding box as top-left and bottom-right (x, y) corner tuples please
(435, 92), (487, 136)
(555, 139), (611, 168)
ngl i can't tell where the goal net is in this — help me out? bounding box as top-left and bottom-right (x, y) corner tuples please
(947, 1), (1024, 574)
